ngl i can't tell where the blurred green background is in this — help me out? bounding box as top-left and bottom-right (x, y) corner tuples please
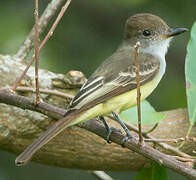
(0, 0), (195, 179)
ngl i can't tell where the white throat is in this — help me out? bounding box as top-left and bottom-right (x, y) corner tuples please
(141, 38), (172, 84)
(141, 38), (172, 60)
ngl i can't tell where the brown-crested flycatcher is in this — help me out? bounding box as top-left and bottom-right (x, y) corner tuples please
(15, 13), (187, 165)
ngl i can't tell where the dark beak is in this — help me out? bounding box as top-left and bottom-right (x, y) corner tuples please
(165, 27), (188, 37)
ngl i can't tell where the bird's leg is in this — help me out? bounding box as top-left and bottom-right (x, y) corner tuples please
(112, 112), (134, 146)
(99, 116), (121, 143)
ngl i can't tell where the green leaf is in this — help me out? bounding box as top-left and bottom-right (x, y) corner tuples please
(185, 22), (196, 125)
(136, 167), (152, 180)
(119, 100), (165, 125)
(136, 162), (168, 180)
(151, 162), (168, 180)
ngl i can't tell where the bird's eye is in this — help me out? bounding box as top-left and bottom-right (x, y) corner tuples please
(143, 30), (151, 36)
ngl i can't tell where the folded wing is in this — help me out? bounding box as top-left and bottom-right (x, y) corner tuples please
(69, 51), (160, 111)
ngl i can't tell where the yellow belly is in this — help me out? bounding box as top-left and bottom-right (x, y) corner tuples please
(70, 73), (160, 126)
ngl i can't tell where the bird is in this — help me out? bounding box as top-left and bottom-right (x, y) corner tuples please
(15, 13), (187, 165)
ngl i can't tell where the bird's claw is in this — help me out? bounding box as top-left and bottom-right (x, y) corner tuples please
(106, 127), (122, 143)
(121, 133), (134, 147)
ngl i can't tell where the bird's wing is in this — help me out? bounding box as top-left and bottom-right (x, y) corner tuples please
(69, 51), (160, 110)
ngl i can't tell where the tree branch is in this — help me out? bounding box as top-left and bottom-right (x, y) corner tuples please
(0, 55), (196, 179)
(0, 89), (196, 179)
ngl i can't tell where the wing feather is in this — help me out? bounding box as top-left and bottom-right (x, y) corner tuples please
(69, 52), (160, 110)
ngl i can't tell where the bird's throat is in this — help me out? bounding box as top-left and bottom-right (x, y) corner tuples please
(141, 38), (172, 60)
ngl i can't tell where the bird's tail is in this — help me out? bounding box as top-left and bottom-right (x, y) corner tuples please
(15, 109), (83, 166)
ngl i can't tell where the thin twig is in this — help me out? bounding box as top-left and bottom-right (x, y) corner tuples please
(12, 57), (34, 91)
(179, 124), (193, 149)
(16, 86), (74, 99)
(143, 123), (159, 134)
(134, 42), (143, 143)
(144, 137), (185, 143)
(34, 0), (41, 104)
(125, 122), (191, 158)
(39, 0), (72, 52)
(169, 156), (195, 168)
(91, 171), (114, 180)
(171, 156), (196, 163)
(108, 115), (192, 159)
(125, 121), (193, 158)
(12, 0), (72, 91)
(144, 137), (196, 143)
(15, 0), (65, 60)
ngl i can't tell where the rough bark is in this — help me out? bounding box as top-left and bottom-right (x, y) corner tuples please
(0, 55), (195, 171)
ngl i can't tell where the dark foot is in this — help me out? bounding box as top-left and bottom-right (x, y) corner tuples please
(99, 116), (122, 143)
(112, 112), (134, 147)
(106, 127), (121, 143)
(121, 134), (133, 147)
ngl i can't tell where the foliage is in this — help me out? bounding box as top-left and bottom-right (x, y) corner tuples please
(120, 100), (165, 125)
(136, 162), (168, 180)
(185, 21), (196, 125)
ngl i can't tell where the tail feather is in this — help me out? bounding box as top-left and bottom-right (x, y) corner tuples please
(15, 110), (81, 166)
